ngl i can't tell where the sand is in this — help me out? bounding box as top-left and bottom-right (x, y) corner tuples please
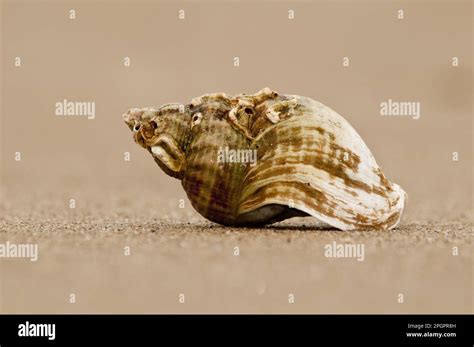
(0, 175), (472, 314)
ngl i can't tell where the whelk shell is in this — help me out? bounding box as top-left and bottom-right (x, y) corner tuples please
(123, 88), (407, 230)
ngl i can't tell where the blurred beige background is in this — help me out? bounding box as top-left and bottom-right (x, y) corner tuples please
(0, 0), (472, 313)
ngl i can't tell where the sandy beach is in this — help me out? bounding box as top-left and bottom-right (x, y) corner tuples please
(0, 171), (472, 313)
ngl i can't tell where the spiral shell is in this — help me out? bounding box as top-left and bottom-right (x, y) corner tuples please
(123, 88), (406, 230)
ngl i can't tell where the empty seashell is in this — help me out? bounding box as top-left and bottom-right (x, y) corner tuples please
(123, 88), (407, 230)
